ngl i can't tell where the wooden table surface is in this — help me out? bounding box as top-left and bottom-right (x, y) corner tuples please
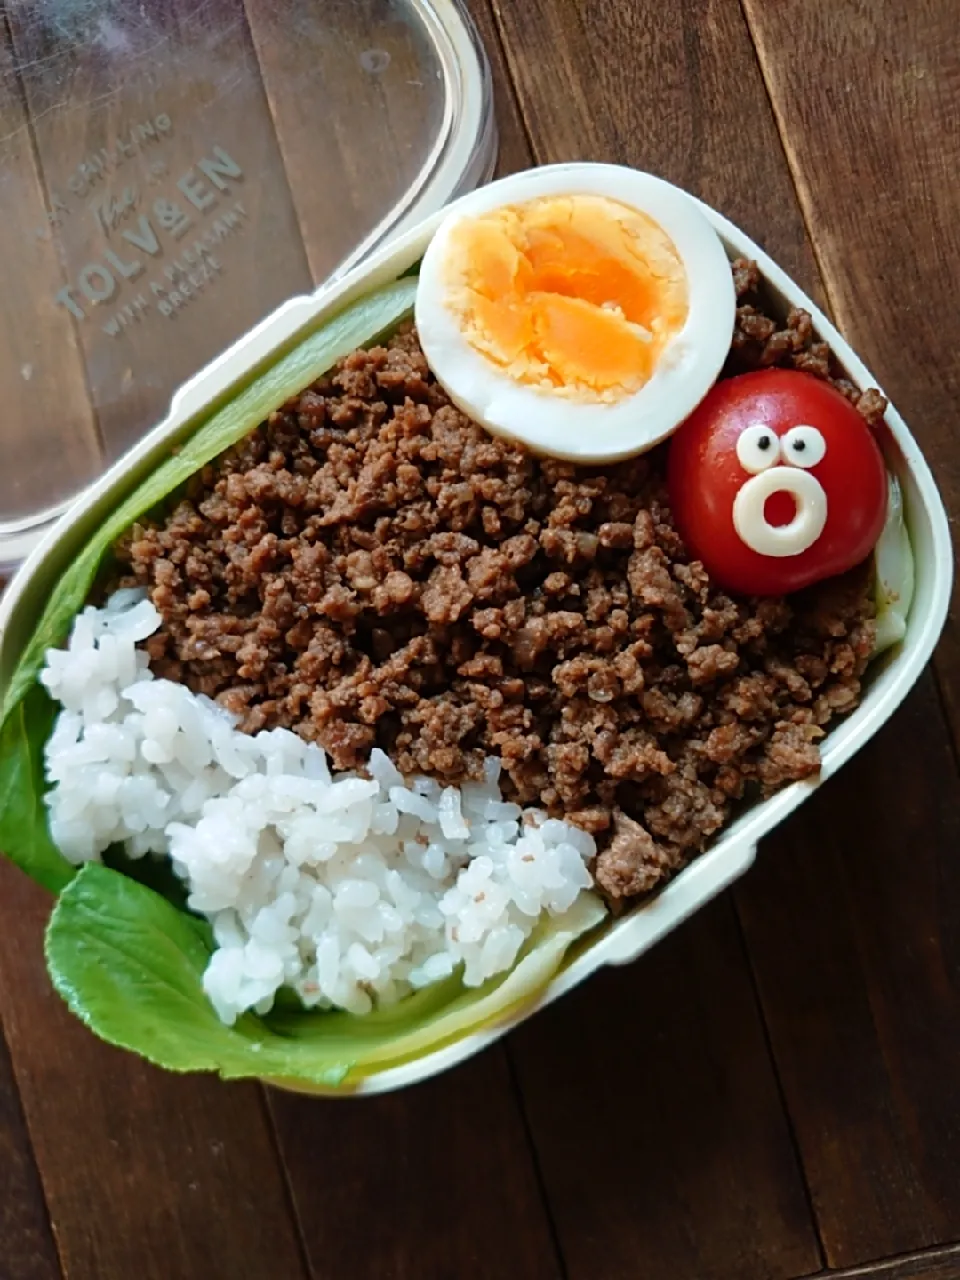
(2, 1), (959, 1277)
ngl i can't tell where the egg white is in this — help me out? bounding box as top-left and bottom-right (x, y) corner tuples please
(414, 163), (736, 463)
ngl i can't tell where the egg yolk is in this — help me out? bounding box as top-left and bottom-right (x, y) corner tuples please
(443, 194), (689, 402)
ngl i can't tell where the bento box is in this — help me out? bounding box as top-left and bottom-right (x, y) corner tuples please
(0, 164), (951, 1095)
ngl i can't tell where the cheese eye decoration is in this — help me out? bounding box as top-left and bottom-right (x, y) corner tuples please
(781, 424), (827, 468)
(735, 424), (781, 473)
(415, 164), (736, 463)
(667, 369), (888, 596)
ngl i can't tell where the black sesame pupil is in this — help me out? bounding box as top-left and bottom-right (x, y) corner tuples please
(758, 435), (771, 450)
(794, 438), (807, 451)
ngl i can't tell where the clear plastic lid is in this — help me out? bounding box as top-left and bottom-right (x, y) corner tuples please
(0, 0), (496, 571)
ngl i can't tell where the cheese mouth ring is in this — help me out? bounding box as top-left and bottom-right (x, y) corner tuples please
(732, 466), (828, 558)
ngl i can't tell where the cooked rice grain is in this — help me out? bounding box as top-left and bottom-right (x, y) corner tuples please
(41, 591), (596, 1023)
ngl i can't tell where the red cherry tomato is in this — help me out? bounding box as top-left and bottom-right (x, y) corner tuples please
(667, 369), (887, 596)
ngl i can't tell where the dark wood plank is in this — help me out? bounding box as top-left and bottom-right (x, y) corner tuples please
(740, 0), (960, 743)
(736, 677), (960, 1268)
(510, 897), (820, 1280)
(5, 0), (313, 462)
(269, 1051), (563, 1280)
(0, 863), (310, 1280)
(0, 1020), (61, 1280)
(243, 0), (450, 284)
(465, 0), (533, 179)
(0, 17), (102, 532)
(730, 0), (960, 1266)
(804, 1242), (960, 1280)
(490, 0), (822, 293)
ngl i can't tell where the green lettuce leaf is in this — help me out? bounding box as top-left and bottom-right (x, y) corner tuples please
(46, 864), (606, 1089)
(0, 687), (72, 894)
(0, 276), (418, 890)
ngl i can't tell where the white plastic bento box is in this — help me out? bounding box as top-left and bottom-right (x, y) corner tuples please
(0, 166), (952, 1095)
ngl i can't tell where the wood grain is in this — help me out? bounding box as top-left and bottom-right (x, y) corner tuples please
(269, 1050), (563, 1280)
(0, 863), (310, 1280)
(0, 1019), (60, 1280)
(731, 0), (960, 1266)
(510, 898), (820, 1280)
(466, 0), (533, 179)
(243, 0), (449, 284)
(5, 0), (312, 461)
(490, 0), (821, 293)
(0, 17), (101, 534)
(737, 678), (960, 1268)
(740, 0), (960, 745)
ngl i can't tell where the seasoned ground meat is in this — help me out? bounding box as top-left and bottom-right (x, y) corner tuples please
(115, 261), (878, 907)
(727, 258), (887, 427)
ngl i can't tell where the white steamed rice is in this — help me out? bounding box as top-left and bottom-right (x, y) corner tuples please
(40, 589), (598, 1024)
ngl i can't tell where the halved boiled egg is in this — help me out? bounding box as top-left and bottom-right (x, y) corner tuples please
(414, 163), (736, 463)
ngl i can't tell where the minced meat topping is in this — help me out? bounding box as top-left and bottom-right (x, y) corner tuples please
(115, 260), (879, 906)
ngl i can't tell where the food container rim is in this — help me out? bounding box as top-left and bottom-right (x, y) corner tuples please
(0, 166), (952, 1097)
